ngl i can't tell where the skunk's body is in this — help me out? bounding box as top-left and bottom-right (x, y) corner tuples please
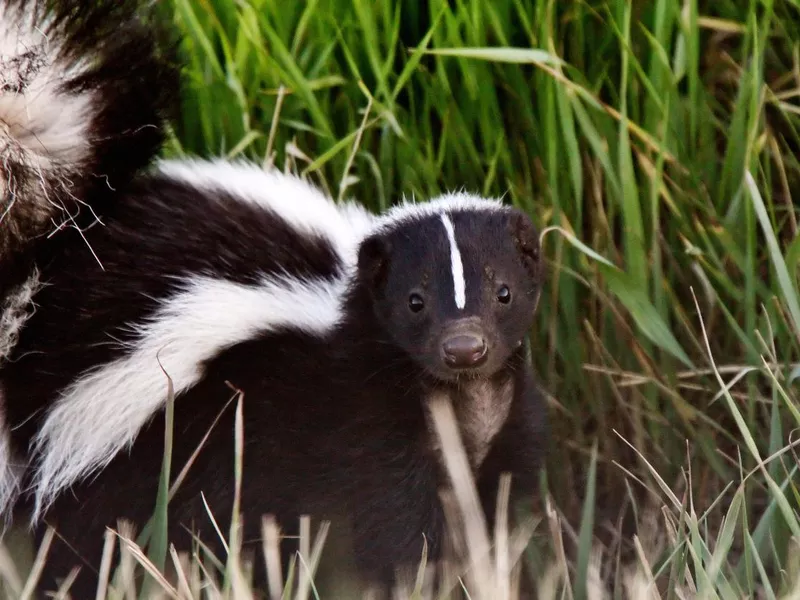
(2, 159), (547, 596)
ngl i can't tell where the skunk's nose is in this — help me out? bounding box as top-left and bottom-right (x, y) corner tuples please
(442, 335), (488, 368)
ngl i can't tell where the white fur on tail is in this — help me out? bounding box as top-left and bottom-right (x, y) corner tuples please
(30, 274), (348, 520)
(0, 3), (95, 209)
(0, 387), (21, 524)
(0, 269), (40, 361)
(0, 271), (41, 517)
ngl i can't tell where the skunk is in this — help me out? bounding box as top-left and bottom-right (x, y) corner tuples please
(2, 158), (547, 596)
(0, 0), (177, 518)
(0, 1), (548, 596)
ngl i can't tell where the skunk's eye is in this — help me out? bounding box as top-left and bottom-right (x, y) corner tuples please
(496, 285), (512, 304)
(408, 293), (425, 313)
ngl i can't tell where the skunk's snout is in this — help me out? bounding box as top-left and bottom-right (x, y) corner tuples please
(441, 329), (488, 369)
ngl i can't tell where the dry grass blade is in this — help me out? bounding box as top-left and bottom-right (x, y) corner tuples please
(613, 430), (683, 510)
(495, 473), (512, 600)
(201, 492), (230, 555)
(116, 520), (138, 600)
(169, 544), (195, 600)
(0, 541), (24, 597)
(507, 516), (538, 569)
(427, 392), (495, 599)
(629, 534), (661, 600)
(53, 567), (81, 600)
(226, 390), (252, 600)
(262, 515), (284, 600)
(95, 527), (116, 600)
(169, 394), (237, 502)
(295, 515), (311, 600)
(337, 90), (373, 203)
(194, 554), (222, 599)
(263, 85), (288, 169)
(536, 561), (566, 600)
(294, 519), (329, 600)
(19, 526), (54, 600)
(114, 529), (181, 600)
(543, 495), (571, 599)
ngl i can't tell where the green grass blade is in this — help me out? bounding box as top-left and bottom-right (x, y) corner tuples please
(745, 172), (800, 341)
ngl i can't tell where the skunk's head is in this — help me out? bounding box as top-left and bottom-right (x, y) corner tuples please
(358, 193), (543, 382)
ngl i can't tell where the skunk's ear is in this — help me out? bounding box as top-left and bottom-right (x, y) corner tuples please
(509, 210), (542, 278)
(357, 234), (391, 292)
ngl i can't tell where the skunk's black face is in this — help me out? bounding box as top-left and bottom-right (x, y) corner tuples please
(358, 205), (543, 382)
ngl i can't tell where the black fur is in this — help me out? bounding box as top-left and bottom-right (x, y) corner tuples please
(2, 186), (547, 596)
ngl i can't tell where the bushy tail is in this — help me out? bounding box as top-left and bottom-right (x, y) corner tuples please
(0, 0), (179, 269)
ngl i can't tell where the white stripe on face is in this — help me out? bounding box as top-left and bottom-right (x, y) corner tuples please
(440, 214), (466, 310)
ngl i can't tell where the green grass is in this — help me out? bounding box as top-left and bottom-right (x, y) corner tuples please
(4, 0), (800, 597)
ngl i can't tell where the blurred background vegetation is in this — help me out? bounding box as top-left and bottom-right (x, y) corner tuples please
(137, 0), (800, 595)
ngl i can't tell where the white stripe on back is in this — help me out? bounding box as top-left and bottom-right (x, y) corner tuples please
(440, 214), (466, 310)
(29, 274), (347, 521)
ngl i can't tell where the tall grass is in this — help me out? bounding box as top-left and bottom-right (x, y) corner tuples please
(3, 0), (800, 597)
